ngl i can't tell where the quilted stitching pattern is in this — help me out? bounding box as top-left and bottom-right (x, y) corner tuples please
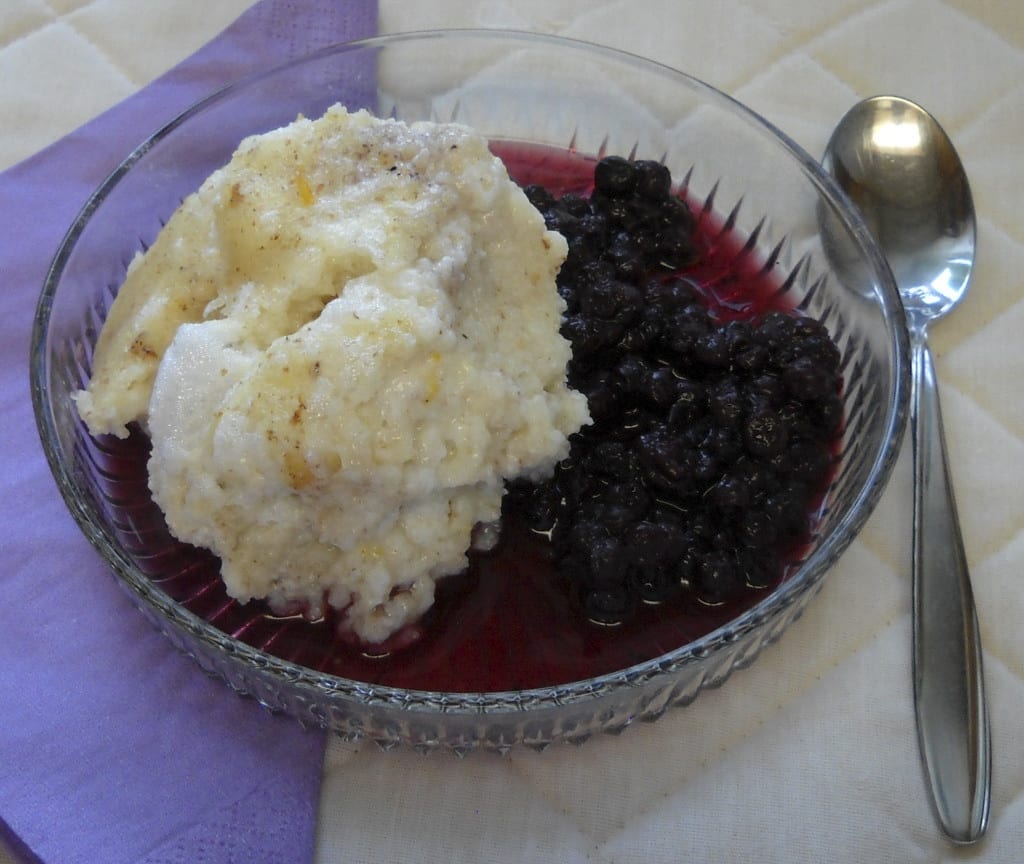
(0, 0), (254, 170)
(2, 2), (1020, 861)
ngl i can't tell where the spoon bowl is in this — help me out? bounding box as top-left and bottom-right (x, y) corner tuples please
(824, 96), (990, 845)
(823, 96), (975, 326)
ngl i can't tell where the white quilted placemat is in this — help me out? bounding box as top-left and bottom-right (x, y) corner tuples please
(3, 1), (1022, 862)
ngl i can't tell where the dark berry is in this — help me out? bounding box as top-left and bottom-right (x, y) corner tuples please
(658, 196), (695, 233)
(594, 156), (638, 197)
(641, 366), (681, 407)
(646, 276), (699, 310)
(708, 380), (744, 426)
(561, 314), (609, 358)
(580, 275), (633, 319)
(579, 211), (609, 240)
(740, 510), (777, 549)
(783, 356), (834, 401)
(634, 160), (672, 200)
(709, 474), (751, 512)
(655, 230), (697, 270)
(580, 370), (620, 423)
(581, 585), (635, 625)
(613, 354), (650, 394)
(560, 192), (590, 218)
(628, 568), (678, 604)
(518, 481), (561, 533)
(692, 448), (719, 483)
(626, 519), (686, 567)
(747, 372), (785, 406)
(607, 233), (645, 281)
(585, 440), (639, 483)
(816, 393), (844, 437)
(693, 329), (731, 367)
(544, 206), (580, 236)
(710, 426), (745, 464)
(694, 552), (743, 605)
(665, 305), (712, 354)
(523, 184), (554, 210)
(668, 377), (705, 425)
(618, 314), (661, 351)
(638, 430), (697, 496)
(744, 410), (788, 458)
(788, 439), (833, 485)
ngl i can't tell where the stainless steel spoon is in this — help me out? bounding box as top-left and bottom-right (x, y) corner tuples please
(823, 96), (990, 844)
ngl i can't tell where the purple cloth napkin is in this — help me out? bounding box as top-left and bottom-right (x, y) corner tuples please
(0, 2), (377, 862)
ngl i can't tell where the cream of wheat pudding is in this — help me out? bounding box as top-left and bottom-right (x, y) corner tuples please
(74, 106), (590, 644)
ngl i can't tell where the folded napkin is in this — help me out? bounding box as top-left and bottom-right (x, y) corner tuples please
(0, 2), (377, 862)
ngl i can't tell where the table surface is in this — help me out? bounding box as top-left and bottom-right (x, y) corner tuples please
(3, 1), (1023, 862)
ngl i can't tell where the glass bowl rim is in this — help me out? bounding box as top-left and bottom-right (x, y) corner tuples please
(30, 28), (911, 716)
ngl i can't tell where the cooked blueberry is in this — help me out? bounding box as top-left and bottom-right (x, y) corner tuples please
(560, 192), (590, 218)
(764, 486), (811, 540)
(708, 380), (744, 426)
(580, 275), (628, 319)
(694, 329), (731, 367)
(709, 473), (751, 512)
(734, 343), (769, 373)
(612, 354), (649, 394)
(668, 377), (705, 425)
(735, 459), (774, 497)
(655, 231), (697, 269)
(628, 567), (678, 603)
(585, 440), (640, 482)
(638, 430), (697, 495)
(747, 372), (785, 406)
(607, 234), (645, 281)
(594, 155), (638, 197)
(641, 366), (681, 407)
(755, 311), (797, 350)
(704, 425), (743, 464)
(656, 198), (696, 244)
(591, 535), (630, 587)
(816, 393), (844, 437)
(744, 409), (788, 458)
(595, 194), (631, 226)
(626, 519), (685, 565)
(521, 482), (562, 532)
(646, 276), (699, 310)
(783, 356), (835, 401)
(739, 510), (776, 549)
(634, 160), (672, 200)
(579, 258), (618, 288)
(788, 438), (833, 484)
(561, 313), (609, 358)
(523, 184), (555, 209)
(694, 552), (743, 605)
(579, 211), (609, 239)
(665, 306), (712, 353)
(581, 585), (635, 625)
(744, 553), (779, 589)
(775, 399), (817, 442)
(580, 371), (620, 422)
(618, 314), (661, 351)
(692, 448), (720, 483)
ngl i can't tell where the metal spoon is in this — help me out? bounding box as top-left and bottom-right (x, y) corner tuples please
(823, 96), (990, 844)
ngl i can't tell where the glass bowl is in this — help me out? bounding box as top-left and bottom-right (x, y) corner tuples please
(31, 30), (910, 754)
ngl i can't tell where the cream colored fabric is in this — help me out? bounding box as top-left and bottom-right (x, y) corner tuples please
(5, 2), (1022, 862)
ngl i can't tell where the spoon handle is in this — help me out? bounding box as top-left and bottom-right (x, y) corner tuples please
(910, 333), (991, 843)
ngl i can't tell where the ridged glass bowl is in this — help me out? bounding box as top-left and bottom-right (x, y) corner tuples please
(31, 30), (909, 754)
